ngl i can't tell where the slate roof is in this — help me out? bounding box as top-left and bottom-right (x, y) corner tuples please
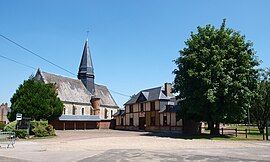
(59, 115), (101, 121)
(113, 109), (126, 117)
(78, 40), (94, 75)
(95, 84), (118, 108)
(36, 70), (92, 104)
(35, 69), (119, 108)
(124, 86), (170, 105)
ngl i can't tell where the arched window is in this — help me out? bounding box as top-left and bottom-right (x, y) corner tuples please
(111, 110), (113, 118)
(63, 108), (66, 115)
(72, 105), (76, 115)
(81, 108), (85, 115)
(90, 108), (93, 115)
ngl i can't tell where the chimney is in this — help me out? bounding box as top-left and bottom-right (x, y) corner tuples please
(91, 96), (100, 115)
(164, 83), (173, 97)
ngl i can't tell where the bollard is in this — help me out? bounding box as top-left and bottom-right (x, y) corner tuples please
(245, 129), (247, 138)
(235, 128), (237, 137)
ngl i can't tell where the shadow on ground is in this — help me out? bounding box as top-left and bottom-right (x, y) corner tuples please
(140, 132), (231, 140)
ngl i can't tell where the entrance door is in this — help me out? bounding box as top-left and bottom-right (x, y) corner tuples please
(139, 117), (146, 130)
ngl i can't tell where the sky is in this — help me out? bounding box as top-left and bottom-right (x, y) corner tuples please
(0, 0), (269, 107)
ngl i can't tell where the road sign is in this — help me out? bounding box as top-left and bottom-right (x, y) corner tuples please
(16, 113), (22, 121)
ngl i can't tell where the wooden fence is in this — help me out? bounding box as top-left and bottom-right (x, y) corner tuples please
(220, 128), (248, 138)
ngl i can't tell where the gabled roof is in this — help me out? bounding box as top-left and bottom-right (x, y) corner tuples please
(95, 84), (119, 108)
(124, 86), (170, 105)
(59, 115), (101, 121)
(35, 69), (92, 104)
(35, 69), (119, 108)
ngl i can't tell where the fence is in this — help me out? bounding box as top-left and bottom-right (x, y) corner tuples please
(220, 128), (249, 138)
(220, 127), (269, 140)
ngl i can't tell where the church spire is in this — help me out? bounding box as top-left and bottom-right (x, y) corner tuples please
(78, 39), (95, 94)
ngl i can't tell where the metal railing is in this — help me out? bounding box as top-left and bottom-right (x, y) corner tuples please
(0, 132), (16, 148)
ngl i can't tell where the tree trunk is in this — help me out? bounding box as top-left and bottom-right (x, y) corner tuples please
(257, 121), (266, 134)
(208, 121), (214, 133)
(210, 122), (220, 135)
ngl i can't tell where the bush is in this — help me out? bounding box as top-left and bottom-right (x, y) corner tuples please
(14, 129), (27, 138)
(46, 124), (56, 136)
(31, 120), (55, 137)
(32, 125), (49, 137)
(0, 122), (5, 130)
(4, 121), (17, 132)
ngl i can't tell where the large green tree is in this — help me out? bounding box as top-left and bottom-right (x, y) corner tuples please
(250, 69), (270, 134)
(8, 77), (64, 121)
(173, 19), (259, 135)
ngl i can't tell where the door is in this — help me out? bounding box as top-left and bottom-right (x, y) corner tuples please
(139, 117), (146, 130)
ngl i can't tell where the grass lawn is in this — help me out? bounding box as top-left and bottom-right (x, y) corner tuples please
(202, 124), (266, 141)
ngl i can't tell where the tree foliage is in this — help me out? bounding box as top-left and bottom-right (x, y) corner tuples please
(173, 19), (259, 134)
(8, 77), (64, 121)
(250, 69), (270, 133)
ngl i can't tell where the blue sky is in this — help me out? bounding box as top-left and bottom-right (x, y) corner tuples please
(0, 0), (269, 107)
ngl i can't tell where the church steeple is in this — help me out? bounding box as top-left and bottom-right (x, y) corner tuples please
(78, 39), (95, 94)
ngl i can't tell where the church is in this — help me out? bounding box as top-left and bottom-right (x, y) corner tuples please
(35, 39), (119, 130)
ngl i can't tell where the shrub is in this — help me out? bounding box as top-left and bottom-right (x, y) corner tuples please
(14, 129), (27, 138)
(31, 120), (55, 137)
(4, 121), (17, 132)
(32, 125), (49, 137)
(46, 124), (56, 136)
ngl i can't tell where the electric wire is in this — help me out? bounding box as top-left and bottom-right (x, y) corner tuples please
(0, 34), (131, 98)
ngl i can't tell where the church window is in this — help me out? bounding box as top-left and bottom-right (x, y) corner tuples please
(72, 106), (76, 115)
(81, 108), (85, 115)
(90, 108), (93, 115)
(111, 110), (113, 118)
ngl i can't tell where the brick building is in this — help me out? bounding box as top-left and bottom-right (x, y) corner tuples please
(0, 103), (10, 124)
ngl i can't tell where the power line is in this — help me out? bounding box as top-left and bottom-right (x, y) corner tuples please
(0, 34), (131, 98)
(0, 53), (36, 70)
(0, 34), (76, 76)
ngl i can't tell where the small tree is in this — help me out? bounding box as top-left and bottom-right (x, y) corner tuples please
(250, 69), (270, 134)
(8, 77), (64, 121)
(173, 19), (259, 135)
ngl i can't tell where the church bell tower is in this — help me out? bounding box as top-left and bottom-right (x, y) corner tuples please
(78, 39), (95, 94)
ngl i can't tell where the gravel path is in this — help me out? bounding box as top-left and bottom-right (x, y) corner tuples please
(0, 130), (269, 161)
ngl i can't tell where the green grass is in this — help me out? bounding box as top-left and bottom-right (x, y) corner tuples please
(202, 124), (265, 141)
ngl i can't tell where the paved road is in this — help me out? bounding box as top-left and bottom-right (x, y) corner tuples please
(0, 130), (269, 161)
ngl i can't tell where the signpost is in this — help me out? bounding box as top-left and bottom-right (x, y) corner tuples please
(15, 113), (31, 135)
(16, 113), (22, 121)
